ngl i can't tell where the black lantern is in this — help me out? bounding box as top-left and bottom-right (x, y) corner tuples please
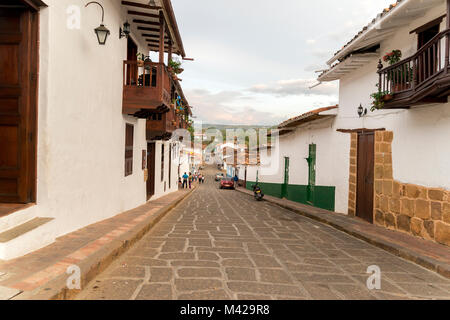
(85, 2), (110, 45)
(95, 24), (110, 45)
(357, 104), (367, 117)
(120, 21), (131, 39)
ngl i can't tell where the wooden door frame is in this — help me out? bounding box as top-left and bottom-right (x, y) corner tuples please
(0, 7), (39, 203)
(355, 131), (375, 224)
(28, 8), (38, 203)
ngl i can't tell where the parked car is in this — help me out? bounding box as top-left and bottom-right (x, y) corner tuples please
(220, 178), (235, 190)
(215, 173), (224, 181)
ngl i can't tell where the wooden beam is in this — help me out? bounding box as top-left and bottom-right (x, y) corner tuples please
(128, 10), (159, 19)
(142, 34), (161, 39)
(138, 26), (168, 34)
(134, 19), (161, 28)
(18, 0), (38, 10)
(337, 128), (386, 134)
(159, 11), (165, 63)
(409, 14), (446, 34)
(121, 1), (161, 10)
(149, 44), (170, 50)
(448, 0), (450, 29)
(168, 39), (173, 65)
(146, 39), (169, 44)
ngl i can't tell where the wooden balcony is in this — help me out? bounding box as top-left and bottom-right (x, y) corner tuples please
(122, 61), (172, 118)
(146, 109), (189, 141)
(378, 29), (450, 109)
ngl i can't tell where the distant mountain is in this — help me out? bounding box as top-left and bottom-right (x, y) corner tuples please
(201, 124), (275, 130)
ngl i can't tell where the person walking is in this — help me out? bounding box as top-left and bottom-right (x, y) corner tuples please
(233, 174), (239, 188)
(188, 172), (193, 189)
(182, 172), (189, 189)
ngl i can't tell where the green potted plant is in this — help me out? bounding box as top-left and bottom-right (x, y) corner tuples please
(383, 50), (412, 92)
(370, 90), (391, 111)
(168, 58), (183, 74)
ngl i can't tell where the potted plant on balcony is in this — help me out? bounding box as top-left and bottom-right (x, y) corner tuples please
(370, 89), (391, 111)
(168, 58), (183, 75)
(383, 50), (413, 92)
(136, 53), (145, 67)
(383, 50), (402, 65)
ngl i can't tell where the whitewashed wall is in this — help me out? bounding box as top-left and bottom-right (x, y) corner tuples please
(151, 141), (183, 200)
(34, 0), (150, 238)
(336, 4), (450, 190)
(241, 2), (450, 216)
(245, 118), (349, 214)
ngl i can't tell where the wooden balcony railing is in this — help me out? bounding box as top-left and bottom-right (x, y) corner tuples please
(122, 61), (172, 117)
(146, 109), (190, 140)
(378, 29), (450, 108)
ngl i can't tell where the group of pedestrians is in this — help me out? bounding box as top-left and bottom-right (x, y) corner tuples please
(179, 171), (205, 189)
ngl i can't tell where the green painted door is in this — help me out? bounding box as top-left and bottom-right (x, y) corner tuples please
(306, 144), (316, 204)
(282, 157), (290, 198)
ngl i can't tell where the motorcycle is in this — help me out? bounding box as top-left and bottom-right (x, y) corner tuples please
(252, 184), (264, 201)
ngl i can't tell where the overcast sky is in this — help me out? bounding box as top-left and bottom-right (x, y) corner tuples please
(171, 0), (394, 125)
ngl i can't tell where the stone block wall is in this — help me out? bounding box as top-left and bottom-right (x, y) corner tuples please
(348, 133), (358, 217)
(373, 131), (450, 247)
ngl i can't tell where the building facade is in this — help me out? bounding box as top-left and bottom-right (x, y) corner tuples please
(244, 107), (342, 212)
(0, 0), (192, 260)
(246, 0), (450, 247)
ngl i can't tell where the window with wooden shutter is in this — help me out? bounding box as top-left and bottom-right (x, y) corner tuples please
(125, 124), (134, 176)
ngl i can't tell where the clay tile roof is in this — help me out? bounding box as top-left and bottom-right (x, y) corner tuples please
(330, 1), (402, 62)
(277, 105), (338, 129)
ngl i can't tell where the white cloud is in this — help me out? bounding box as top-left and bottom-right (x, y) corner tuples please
(186, 89), (286, 126)
(248, 79), (338, 97)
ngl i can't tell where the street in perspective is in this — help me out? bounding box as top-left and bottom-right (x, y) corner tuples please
(76, 167), (450, 300)
(0, 0), (450, 309)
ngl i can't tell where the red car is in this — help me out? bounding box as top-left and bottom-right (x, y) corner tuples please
(219, 178), (235, 189)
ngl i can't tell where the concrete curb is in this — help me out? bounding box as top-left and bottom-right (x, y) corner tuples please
(14, 188), (197, 300)
(235, 187), (450, 279)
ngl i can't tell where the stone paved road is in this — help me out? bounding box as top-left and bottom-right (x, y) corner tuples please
(77, 168), (450, 300)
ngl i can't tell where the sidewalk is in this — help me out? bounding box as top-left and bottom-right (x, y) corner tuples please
(0, 188), (196, 300)
(236, 187), (450, 279)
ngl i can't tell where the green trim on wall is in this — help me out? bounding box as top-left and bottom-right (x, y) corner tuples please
(246, 181), (335, 211)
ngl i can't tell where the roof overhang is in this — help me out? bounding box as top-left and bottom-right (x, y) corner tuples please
(318, 53), (379, 81)
(1, 0), (47, 10)
(275, 106), (338, 136)
(327, 0), (444, 66)
(121, 0), (186, 57)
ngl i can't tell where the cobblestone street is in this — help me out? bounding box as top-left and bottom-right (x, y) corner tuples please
(77, 168), (450, 300)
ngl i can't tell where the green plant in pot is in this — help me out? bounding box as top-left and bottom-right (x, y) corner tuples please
(168, 59), (183, 74)
(383, 50), (413, 92)
(370, 83), (392, 111)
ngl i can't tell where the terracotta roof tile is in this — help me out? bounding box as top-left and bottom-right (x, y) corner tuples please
(278, 105), (338, 129)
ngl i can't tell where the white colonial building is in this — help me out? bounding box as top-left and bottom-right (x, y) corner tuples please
(0, 0), (192, 260)
(245, 0), (450, 247)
